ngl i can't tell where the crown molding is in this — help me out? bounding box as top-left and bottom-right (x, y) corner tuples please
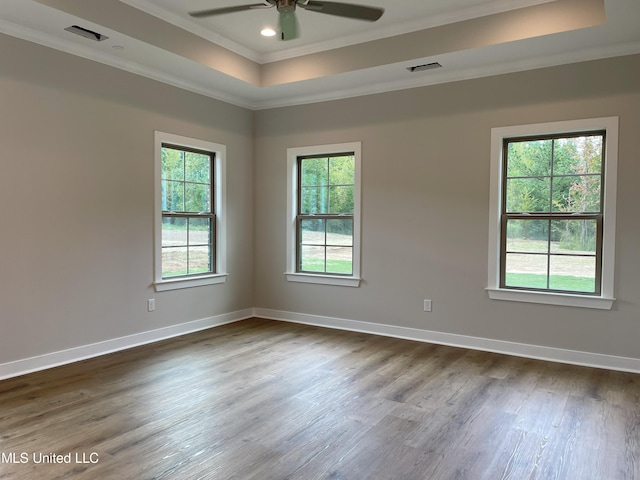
(119, 0), (262, 62)
(0, 18), (254, 109)
(250, 41), (640, 110)
(120, 0), (556, 65)
(2, 12), (639, 112)
(258, 0), (557, 63)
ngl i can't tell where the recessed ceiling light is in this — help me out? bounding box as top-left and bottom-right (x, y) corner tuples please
(261, 28), (277, 37)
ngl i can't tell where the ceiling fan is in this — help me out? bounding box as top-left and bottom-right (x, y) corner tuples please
(188, 0), (385, 41)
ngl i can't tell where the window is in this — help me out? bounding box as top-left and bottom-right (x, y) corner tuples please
(487, 118), (618, 309)
(286, 143), (361, 287)
(154, 132), (227, 291)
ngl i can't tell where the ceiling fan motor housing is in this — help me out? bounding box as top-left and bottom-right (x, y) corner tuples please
(277, 0), (297, 13)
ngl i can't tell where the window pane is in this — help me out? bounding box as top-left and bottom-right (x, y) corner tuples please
(157, 137), (221, 283)
(300, 219), (325, 245)
(162, 180), (184, 212)
(301, 187), (329, 214)
(300, 245), (325, 272)
(327, 247), (353, 275)
(185, 183), (211, 212)
(549, 255), (596, 293)
(162, 217), (187, 247)
(327, 219), (353, 246)
(329, 186), (354, 214)
(505, 178), (551, 213)
(161, 147), (184, 181)
(162, 247), (187, 277)
(506, 219), (548, 253)
(185, 152), (211, 183)
(329, 155), (355, 185)
(552, 175), (601, 213)
(301, 158), (328, 186)
(504, 254), (548, 289)
(188, 246), (212, 274)
(506, 139), (552, 177)
(496, 124), (613, 300)
(552, 135), (602, 176)
(189, 218), (211, 246)
(550, 219), (597, 254)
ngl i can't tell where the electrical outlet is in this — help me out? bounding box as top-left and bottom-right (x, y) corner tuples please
(148, 298), (156, 312)
(423, 299), (432, 312)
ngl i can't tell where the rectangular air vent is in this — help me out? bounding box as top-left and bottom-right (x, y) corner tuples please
(64, 25), (109, 42)
(407, 62), (443, 73)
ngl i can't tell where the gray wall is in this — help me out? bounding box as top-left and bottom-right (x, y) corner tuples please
(2, 30), (639, 367)
(0, 35), (254, 364)
(254, 54), (640, 360)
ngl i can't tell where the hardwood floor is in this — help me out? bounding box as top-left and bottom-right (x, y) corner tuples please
(0, 318), (638, 479)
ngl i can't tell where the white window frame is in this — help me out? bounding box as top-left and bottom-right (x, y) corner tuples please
(154, 131), (227, 292)
(286, 142), (362, 287)
(487, 117), (618, 309)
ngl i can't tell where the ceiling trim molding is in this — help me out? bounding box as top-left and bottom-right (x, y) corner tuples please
(119, 0), (262, 63)
(120, 0), (557, 65)
(258, 0), (558, 63)
(0, 19), (254, 109)
(251, 41), (640, 110)
(258, 0), (607, 88)
(2, 5), (638, 112)
(34, 0), (262, 87)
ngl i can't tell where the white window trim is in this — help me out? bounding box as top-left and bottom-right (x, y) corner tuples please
(286, 142), (362, 287)
(486, 117), (618, 310)
(154, 131), (227, 292)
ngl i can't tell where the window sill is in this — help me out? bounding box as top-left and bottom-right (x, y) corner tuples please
(486, 288), (614, 310)
(285, 272), (361, 287)
(155, 273), (228, 292)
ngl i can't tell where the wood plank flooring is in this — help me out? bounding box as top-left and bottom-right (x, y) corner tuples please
(0, 318), (638, 479)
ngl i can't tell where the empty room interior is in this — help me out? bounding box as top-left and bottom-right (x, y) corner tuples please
(1, 0), (639, 478)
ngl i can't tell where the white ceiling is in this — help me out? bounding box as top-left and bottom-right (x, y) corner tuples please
(1, 0), (639, 110)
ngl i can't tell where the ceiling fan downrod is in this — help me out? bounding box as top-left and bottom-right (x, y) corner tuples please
(277, 0), (298, 40)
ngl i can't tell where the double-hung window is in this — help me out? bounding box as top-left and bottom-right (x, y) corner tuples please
(286, 143), (361, 287)
(487, 117), (618, 309)
(154, 132), (227, 291)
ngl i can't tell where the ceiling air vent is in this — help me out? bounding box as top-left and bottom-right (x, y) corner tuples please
(407, 62), (442, 73)
(64, 25), (109, 42)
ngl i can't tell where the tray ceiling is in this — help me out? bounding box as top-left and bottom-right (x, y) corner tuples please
(0, 0), (638, 109)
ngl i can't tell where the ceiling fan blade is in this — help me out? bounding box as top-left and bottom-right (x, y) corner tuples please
(279, 8), (299, 40)
(189, 4), (273, 18)
(298, 1), (384, 21)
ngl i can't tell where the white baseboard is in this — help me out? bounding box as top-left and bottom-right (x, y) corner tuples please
(0, 309), (253, 381)
(254, 308), (640, 374)
(4, 307), (639, 380)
